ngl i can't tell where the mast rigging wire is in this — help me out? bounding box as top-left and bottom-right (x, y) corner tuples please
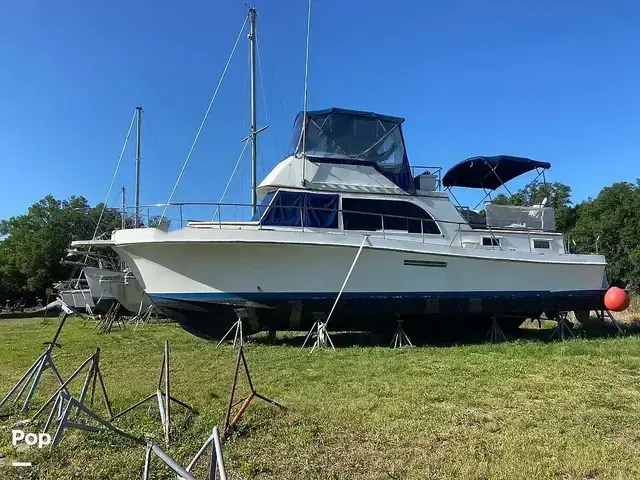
(91, 110), (137, 240)
(160, 13), (249, 221)
(210, 139), (250, 222)
(255, 23), (276, 166)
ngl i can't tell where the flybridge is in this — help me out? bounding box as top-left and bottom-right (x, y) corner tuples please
(289, 108), (415, 193)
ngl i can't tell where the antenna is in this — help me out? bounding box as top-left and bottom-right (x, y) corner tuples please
(121, 186), (126, 230)
(134, 106), (142, 227)
(300, 0), (312, 186)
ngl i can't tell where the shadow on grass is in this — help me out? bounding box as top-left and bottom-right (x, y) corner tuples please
(246, 318), (640, 349)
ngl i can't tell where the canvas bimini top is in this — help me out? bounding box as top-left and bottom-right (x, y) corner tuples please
(442, 155), (551, 190)
(289, 107), (415, 192)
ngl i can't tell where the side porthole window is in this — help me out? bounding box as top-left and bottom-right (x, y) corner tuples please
(482, 237), (500, 247)
(533, 239), (550, 249)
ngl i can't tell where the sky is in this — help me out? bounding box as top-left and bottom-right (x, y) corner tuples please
(1, 0), (638, 223)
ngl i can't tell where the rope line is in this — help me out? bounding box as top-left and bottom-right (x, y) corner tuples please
(160, 13), (249, 221)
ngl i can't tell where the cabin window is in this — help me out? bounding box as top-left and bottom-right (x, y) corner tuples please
(260, 190), (339, 228)
(342, 198), (440, 234)
(482, 237), (500, 247)
(533, 239), (551, 249)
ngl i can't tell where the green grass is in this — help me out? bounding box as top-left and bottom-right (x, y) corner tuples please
(2, 317), (640, 479)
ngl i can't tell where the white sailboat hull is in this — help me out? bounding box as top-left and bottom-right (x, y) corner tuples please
(83, 266), (154, 315)
(83, 267), (119, 314)
(57, 289), (95, 312)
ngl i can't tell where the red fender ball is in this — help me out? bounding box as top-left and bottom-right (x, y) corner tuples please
(604, 287), (630, 312)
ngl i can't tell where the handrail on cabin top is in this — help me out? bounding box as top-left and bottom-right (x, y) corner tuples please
(110, 200), (559, 236)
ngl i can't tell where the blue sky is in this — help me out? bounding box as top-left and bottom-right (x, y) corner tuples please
(1, 0), (638, 223)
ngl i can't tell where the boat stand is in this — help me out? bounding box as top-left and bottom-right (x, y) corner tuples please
(221, 344), (284, 442)
(143, 434), (228, 480)
(133, 305), (157, 331)
(486, 316), (507, 343)
(217, 312), (246, 348)
(301, 313), (335, 352)
(390, 319), (412, 348)
(38, 390), (140, 448)
(30, 347), (113, 428)
(595, 308), (624, 334)
(110, 340), (195, 446)
(0, 312), (71, 413)
(171, 426), (229, 480)
(97, 303), (127, 333)
(550, 312), (575, 340)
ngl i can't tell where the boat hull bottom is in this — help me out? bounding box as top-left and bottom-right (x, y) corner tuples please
(150, 290), (606, 340)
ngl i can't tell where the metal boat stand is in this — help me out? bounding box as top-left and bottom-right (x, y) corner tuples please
(301, 313), (335, 352)
(29, 347), (114, 432)
(0, 311), (71, 413)
(486, 316), (507, 343)
(144, 426), (228, 480)
(97, 303), (127, 333)
(133, 305), (157, 331)
(595, 308), (624, 334)
(166, 426), (228, 480)
(31, 375), (139, 449)
(550, 312), (575, 340)
(47, 392), (140, 448)
(217, 311), (246, 348)
(390, 318), (413, 348)
(110, 340), (195, 446)
(221, 344), (284, 442)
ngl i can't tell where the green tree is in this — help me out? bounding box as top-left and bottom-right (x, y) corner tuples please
(0, 195), (134, 300)
(571, 181), (640, 291)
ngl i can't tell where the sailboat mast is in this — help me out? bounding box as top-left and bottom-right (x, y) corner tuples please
(249, 7), (258, 215)
(134, 105), (142, 227)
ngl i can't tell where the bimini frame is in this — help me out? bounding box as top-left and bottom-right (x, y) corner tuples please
(442, 155), (551, 214)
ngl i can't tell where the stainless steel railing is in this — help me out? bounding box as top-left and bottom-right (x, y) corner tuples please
(100, 201), (555, 253)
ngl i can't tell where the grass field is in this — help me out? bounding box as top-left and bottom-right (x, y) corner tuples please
(1, 313), (640, 479)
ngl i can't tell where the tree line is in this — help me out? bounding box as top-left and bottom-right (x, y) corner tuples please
(0, 195), (145, 303)
(1, 181), (639, 302)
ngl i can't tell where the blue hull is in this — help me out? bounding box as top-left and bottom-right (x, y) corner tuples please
(149, 289), (606, 339)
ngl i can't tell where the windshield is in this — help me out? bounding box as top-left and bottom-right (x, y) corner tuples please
(290, 111), (406, 170)
(287, 109), (415, 192)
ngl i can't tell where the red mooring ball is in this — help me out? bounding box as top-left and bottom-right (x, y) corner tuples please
(604, 287), (630, 312)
